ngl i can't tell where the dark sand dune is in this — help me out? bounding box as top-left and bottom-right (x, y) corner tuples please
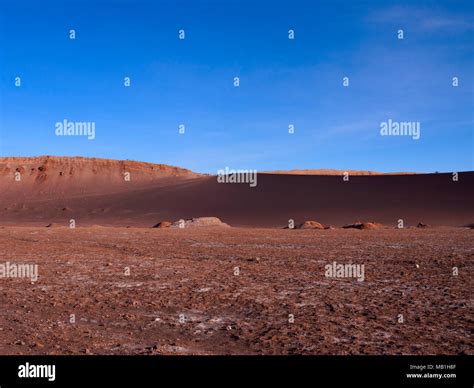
(0, 156), (473, 227)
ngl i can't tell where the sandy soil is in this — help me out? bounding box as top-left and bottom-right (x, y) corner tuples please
(0, 226), (472, 355)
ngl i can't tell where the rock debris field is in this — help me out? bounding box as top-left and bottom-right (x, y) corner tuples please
(0, 226), (472, 355)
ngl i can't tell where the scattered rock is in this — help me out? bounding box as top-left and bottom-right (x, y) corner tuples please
(246, 257), (261, 262)
(171, 217), (230, 228)
(325, 303), (335, 312)
(417, 222), (428, 228)
(45, 222), (66, 228)
(342, 222), (381, 230)
(152, 221), (172, 228)
(296, 220), (325, 230)
(144, 344), (162, 354)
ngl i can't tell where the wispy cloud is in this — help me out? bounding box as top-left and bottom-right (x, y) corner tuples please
(368, 6), (474, 33)
(420, 15), (473, 31)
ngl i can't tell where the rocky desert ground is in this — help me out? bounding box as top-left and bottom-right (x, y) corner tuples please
(0, 226), (472, 355)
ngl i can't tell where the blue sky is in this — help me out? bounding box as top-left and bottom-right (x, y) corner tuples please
(0, 0), (473, 173)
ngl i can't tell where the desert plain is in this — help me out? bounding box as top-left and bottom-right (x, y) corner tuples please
(0, 156), (472, 355)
